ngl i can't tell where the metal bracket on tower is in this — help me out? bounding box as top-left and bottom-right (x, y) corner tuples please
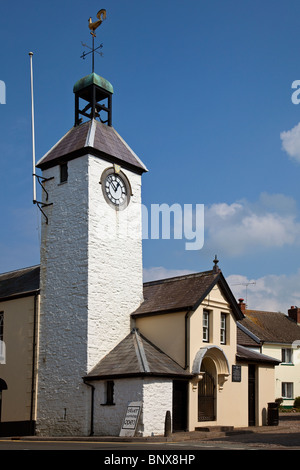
(33, 174), (54, 225)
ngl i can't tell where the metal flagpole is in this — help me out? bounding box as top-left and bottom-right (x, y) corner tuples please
(29, 51), (36, 204)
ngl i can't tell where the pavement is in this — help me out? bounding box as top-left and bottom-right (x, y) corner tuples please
(172, 412), (300, 449)
(3, 412), (300, 450)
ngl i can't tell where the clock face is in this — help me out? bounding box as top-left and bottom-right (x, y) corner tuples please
(101, 168), (131, 210)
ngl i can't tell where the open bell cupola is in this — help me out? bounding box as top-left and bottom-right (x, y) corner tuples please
(73, 72), (113, 127)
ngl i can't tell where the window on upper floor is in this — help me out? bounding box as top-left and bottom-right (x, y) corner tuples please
(203, 310), (210, 342)
(60, 163), (68, 183)
(282, 348), (293, 364)
(0, 313), (4, 365)
(282, 382), (293, 399)
(220, 312), (227, 344)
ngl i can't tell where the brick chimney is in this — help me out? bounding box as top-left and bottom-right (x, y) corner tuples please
(288, 306), (300, 325)
(238, 298), (246, 314)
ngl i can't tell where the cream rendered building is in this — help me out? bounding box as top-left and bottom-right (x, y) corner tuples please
(84, 264), (279, 435)
(0, 266), (39, 436)
(238, 304), (300, 409)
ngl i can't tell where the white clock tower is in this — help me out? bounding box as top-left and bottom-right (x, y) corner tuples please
(35, 71), (147, 436)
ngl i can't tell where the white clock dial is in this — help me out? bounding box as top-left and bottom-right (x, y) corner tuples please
(101, 168), (131, 210)
(105, 174), (127, 205)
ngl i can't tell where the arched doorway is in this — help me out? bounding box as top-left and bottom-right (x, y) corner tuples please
(192, 346), (230, 422)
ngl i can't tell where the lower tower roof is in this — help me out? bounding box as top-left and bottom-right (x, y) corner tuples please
(36, 119), (148, 174)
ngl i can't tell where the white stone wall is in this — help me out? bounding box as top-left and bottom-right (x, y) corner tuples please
(87, 155), (144, 370)
(92, 379), (144, 436)
(37, 157), (90, 436)
(142, 378), (173, 436)
(36, 153), (144, 436)
(92, 378), (173, 436)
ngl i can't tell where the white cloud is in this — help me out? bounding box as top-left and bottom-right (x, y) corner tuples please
(204, 193), (300, 256)
(280, 122), (300, 162)
(227, 270), (300, 313)
(143, 266), (300, 313)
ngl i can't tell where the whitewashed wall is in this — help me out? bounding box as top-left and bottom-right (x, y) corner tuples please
(87, 155), (144, 370)
(92, 378), (173, 436)
(142, 378), (173, 436)
(36, 153), (144, 436)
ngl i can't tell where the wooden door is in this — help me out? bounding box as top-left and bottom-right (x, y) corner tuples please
(198, 372), (215, 421)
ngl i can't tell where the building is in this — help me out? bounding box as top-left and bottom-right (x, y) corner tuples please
(238, 300), (300, 408)
(84, 265), (280, 435)
(0, 265), (39, 436)
(0, 61), (280, 436)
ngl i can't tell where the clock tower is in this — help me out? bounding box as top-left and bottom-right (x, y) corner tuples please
(35, 70), (147, 435)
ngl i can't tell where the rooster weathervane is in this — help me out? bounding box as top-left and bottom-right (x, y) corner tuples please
(81, 9), (107, 73)
(89, 9), (107, 36)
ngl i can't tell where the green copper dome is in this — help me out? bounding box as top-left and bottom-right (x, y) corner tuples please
(73, 72), (114, 94)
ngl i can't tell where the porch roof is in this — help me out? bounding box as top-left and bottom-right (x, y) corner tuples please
(236, 345), (280, 365)
(84, 328), (192, 380)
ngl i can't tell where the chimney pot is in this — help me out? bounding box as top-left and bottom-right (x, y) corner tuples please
(288, 306), (300, 325)
(238, 298), (246, 314)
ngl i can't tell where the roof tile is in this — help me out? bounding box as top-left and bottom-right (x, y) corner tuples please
(132, 271), (219, 316)
(0, 266), (40, 300)
(240, 310), (300, 343)
(36, 120), (147, 173)
(85, 328), (191, 379)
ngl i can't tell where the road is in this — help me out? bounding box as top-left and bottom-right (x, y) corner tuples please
(1, 414), (299, 453)
(0, 437), (296, 451)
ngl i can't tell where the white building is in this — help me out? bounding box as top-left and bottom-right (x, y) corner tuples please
(238, 301), (300, 409)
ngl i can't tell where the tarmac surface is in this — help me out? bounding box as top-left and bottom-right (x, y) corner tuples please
(177, 412), (300, 449)
(1, 412), (300, 451)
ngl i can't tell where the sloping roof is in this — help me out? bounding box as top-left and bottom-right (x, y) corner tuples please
(0, 265), (40, 300)
(36, 119), (148, 174)
(239, 310), (300, 344)
(237, 322), (261, 348)
(236, 345), (280, 365)
(84, 328), (191, 380)
(132, 270), (244, 320)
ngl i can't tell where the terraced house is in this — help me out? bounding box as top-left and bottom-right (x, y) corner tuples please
(238, 302), (300, 409)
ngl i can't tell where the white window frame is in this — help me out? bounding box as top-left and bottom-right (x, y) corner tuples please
(282, 348), (293, 364)
(220, 312), (226, 344)
(203, 310), (209, 342)
(0, 312), (3, 342)
(282, 382), (293, 399)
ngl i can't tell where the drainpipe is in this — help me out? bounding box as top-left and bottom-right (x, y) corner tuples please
(30, 291), (39, 435)
(185, 309), (192, 370)
(84, 380), (95, 436)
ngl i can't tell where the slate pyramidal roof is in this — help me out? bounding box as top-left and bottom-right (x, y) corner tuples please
(36, 119), (148, 174)
(85, 328), (192, 381)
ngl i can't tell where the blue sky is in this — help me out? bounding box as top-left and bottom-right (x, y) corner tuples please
(1, 0), (300, 311)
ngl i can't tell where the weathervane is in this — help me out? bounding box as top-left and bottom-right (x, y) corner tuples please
(81, 9), (107, 73)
